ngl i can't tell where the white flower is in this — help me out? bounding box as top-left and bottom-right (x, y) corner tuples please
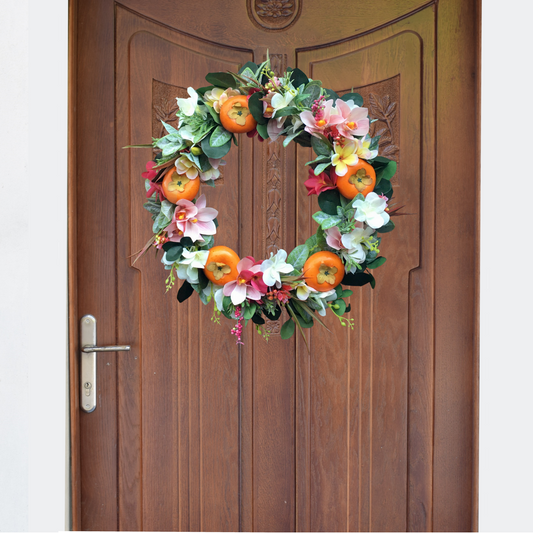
(176, 87), (198, 117)
(295, 282), (317, 301)
(175, 155), (199, 180)
(176, 249), (209, 284)
(213, 286), (225, 312)
(352, 192), (390, 229)
(341, 225), (376, 264)
(199, 166), (221, 182)
(308, 289), (336, 316)
(260, 249), (294, 288)
(271, 91), (294, 119)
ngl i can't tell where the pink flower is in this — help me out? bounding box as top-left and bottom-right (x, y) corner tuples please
(300, 99), (344, 138)
(267, 117), (285, 141)
(304, 167), (338, 196)
(334, 99), (370, 139)
(223, 257), (268, 305)
(165, 194), (218, 243)
(142, 161), (157, 180)
(324, 226), (346, 250)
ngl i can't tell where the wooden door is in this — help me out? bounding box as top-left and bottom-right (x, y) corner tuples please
(69, 1), (480, 530)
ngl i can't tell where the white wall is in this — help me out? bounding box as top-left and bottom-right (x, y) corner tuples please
(479, 1), (533, 531)
(0, 0), (68, 531)
(0, 0), (532, 531)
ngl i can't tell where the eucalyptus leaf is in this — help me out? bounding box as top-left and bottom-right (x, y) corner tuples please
(206, 104), (221, 125)
(287, 244), (310, 271)
(341, 272), (374, 287)
(177, 280), (195, 302)
(305, 154), (330, 166)
(201, 134), (232, 159)
(280, 318), (296, 339)
(165, 245), (183, 263)
(375, 160), (397, 182)
(302, 81), (322, 107)
(256, 122), (269, 139)
(289, 68), (309, 88)
(210, 125), (232, 147)
(311, 135), (333, 157)
(367, 256), (387, 269)
(248, 91), (268, 125)
(143, 199), (161, 216)
(283, 129), (302, 147)
(243, 303), (257, 320)
(239, 62), (258, 75)
(273, 106), (299, 118)
(340, 92), (364, 106)
(332, 298), (347, 316)
(314, 162), (331, 175)
(318, 189), (342, 215)
(162, 143), (180, 158)
(205, 72), (235, 89)
(239, 67), (256, 82)
(323, 88), (340, 100)
(160, 200), (175, 220)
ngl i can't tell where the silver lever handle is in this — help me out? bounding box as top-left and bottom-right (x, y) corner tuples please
(82, 345), (130, 353)
(80, 315), (131, 413)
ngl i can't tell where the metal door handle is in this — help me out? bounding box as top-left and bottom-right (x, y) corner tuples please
(80, 314), (131, 413)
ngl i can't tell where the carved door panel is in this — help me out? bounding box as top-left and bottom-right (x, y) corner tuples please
(71, 1), (479, 531)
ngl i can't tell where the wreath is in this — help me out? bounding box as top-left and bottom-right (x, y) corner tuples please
(129, 57), (400, 347)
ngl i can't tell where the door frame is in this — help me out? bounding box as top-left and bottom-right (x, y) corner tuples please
(67, 0), (481, 530)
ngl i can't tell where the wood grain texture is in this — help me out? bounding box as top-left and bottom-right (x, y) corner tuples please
(72, 1), (479, 530)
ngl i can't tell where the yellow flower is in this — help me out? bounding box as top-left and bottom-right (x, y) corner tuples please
(206, 261), (231, 281)
(331, 141), (358, 176)
(167, 172), (190, 193)
(228, 103), (250, 126)
(349, 168), (373, 192)
(316, 263), (338, 285)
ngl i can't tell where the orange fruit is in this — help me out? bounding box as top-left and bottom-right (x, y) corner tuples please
(161, 167), (200, 204)
(303, 251), (345, 291)
(204, 246), (240, 286)
(219, 95), (257, 134)
(335, 160), (376, 199)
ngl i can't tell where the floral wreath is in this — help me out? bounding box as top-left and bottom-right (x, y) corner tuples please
(129, 57), (400, 347)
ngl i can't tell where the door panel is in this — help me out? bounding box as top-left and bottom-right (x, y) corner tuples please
(71, 1), (479, 531)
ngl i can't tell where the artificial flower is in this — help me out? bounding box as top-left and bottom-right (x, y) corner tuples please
(199, 166), (221, 182)
(260, 249), (294, 288)
(334, 99), (370, 138)
(176, 249), (209, 284)
(142, 161), (157, 181)
(325, 226), (345, 250)
(355, 134), (378, 160)
(341, 225), (376, 263)
(206, 261), (232, 281)
(307, 289), (337, 316)
(203, 87), (240, 113)
(267, 117), (285, 141)
(304, 167), (337, 196)
(331, 140), (358, 176)
(317, 263), (338, 285)
(166, 194), (218, 242)
(228, 102), (250, 126)
(300, 98), (344, 138)
(270, 91), (295, 119)
(176, 87), (199, 117)
(166, 173), (191, 193)
(223, 257), (266, 305)
(352, 192), (390, 229)
(295, 282), (318, 301)
(175, 155), (199, 180)
(145, 179), (165, 202)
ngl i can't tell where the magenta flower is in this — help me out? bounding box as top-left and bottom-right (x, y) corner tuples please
(165, 194), (218, 243)
(300, 99), (344, 138)
(146, 180), (165, 202)
(304, 167), (337, 196)
(334, 99), (370, 139)
(223, 257), (268, 305)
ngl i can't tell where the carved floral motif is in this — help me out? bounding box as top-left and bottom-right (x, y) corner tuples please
(248, 0), (301, 30)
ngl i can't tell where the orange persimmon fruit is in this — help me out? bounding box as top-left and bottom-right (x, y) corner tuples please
(219, 95), (257, 134)
(335, 160), (376, 199)
(303, 251), (345, 291)
(204, 246), (240, 286)
(161, 167), (200, 204)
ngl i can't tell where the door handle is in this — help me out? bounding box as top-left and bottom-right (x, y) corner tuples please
(80, 314), (131, 413)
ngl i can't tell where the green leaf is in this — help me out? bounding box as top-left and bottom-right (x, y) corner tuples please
(177, 280), (195, 302)
(243, 303), (257, 320)
(318, 189), (342, 215)
(210, 125), (232, 147)
(376, 220), (395, 233)
(374, 178), (392, 196)
(205, 104), (221, 125)
(312, 211), (342, 229)
(160, 200), (175, 220)
(280, 318), (296, 339)
(340, 92), (364, 106)
(143, 198), (161, 216)
(342, 272), (374, 287)
(248, 91), (267, 125)
(367, 257), (387, 269)
(314, 162), (331, 175)
(239, 61), (258, 75)
(164, 245), (183, 263)
(162, 142), (180, 158)
(376, 160), (397, 182)
(302, 81), (322, 107)
(161, 121), (179, 135)
(332, 298), (347, 316)
(256, 122), (269, 139)
(287, 244), (310, 271)
(345, 304), (352, 313)
(251, 313), (265, 325)
(289, 68), (309, 88)
(305, 234), (317, 251)
(311, 135), (333, 157)
(162, 241), (180, 252)
(274, 106), (299, 118)
(305, 154), (330, 166)
(239, 67), (256, 82)
(283, 129), (302, 147)
(323, 88), (339, 100)
(341, 289), (353, 298)
(205, 72), (235, 89)
(201, 134), (232, 159)
(179, 237), (194, 248)
(197, 269), (209, 291)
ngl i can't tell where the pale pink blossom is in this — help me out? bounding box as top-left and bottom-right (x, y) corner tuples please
(334, 99), (370, 138)
(166, 194), (218, 243)
(325, 226), (346, 250)
(223, 257), (267, 305)
(300, 99), (344, 138)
